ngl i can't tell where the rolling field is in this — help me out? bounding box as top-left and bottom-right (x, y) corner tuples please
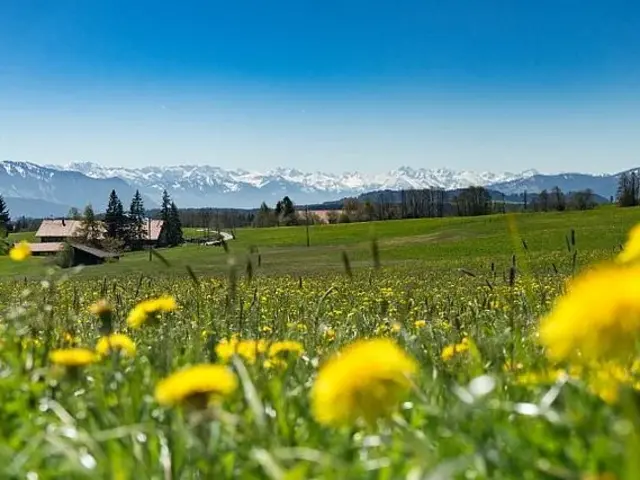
(2, 207), (640, 478)
(2, 205), (638, 280)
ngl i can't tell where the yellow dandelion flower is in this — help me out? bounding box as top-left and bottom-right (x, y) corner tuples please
(62, 332), (76, 344)
(9, 241), (31, 262)
(311, 338), (417, 427)
(215, 338), (267, 364)
(414, 320), (426, 328)
(324, 328), (336, 341)
(126, 295), (177, 328)
(50, 348), (98, 367)
(441, 338), (469, 361)
(126, 304), (148, 329)
(616, 223), (640, 264)
(96, 334), (136, 357)
(215, 338), (240, 362)
(89, 299), (112, 316)
(502, 361), (524, 372)
(515, 369), (568, 386)
(539, 264), (640, 363)
(154, 295), (178, 311)
(155, 364), (237, 408)
(268, 340), (304, 358)
(263, 358), (287, 369)
(580, 361), (640, 404)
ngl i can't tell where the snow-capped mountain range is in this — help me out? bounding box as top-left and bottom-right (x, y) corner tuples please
(0, 160), (622, 217)
(60, 161), (540, 195)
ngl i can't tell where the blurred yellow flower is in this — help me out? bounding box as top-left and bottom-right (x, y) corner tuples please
(215, 338), (267, 364)
(89, 299), (112, 316)
(268, 340), (304, 358)
(539, 264), (640, 363)
(616, 223), (640, 264)
(502, 360), (524, 372)
(263, 358), (287, 369)
(324, 328), (336, 341)
(96, 333), (136, 357)
(155, 364), (237, 408)
(50, 348), (98, 367)
(441, 338), (469, 361)
(9, 241), (31, 261)
(414, 320), (426, 328)
(515, 369), (568, 386)
(311, 338), (417, 427)
(62, 331), (76, 345)
(127, 295), (177, 328)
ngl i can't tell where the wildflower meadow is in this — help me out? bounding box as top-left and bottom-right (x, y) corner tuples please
(3, 210), (640, 479)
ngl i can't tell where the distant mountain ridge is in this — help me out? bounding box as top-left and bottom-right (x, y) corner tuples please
(0, 160), (628, 217)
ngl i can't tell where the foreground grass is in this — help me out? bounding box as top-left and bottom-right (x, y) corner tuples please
(1, 208), (640, 478)
(0, 263), (629, 478)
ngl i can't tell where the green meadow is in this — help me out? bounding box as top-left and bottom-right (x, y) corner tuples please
(2, 205), (636, 280)
(1, 207), (640, 478)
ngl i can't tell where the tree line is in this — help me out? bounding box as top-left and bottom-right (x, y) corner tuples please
(616, 170), (640, 207)
(247, 185), (600, 227)
(70, 189), (183, 251)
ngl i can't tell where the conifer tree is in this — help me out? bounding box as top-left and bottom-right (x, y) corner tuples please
(105, 190), (126, 239)
(158, 190), (183, 247)
(169, 201), (183, 246)
(129, 190), (146, 250)
(0, 195), (10, 236)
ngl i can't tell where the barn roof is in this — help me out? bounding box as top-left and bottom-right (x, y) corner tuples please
(35, 219), (83, 238)
(27, 242), (65, 253)
(35, 218), (163, 241)
(68, 242), (120, 259)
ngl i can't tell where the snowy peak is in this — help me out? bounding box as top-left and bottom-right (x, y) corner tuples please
(57, 161), (537, 194)
(0, 159), (621, 216)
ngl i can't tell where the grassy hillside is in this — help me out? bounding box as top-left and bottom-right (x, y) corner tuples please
(1, 205), (637, 280)
(3, 205), (640, 477)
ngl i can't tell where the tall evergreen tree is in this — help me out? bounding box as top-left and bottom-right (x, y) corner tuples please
(280, 196), (298, 225)
(129, 190), (146, 250)
(159, 190), (171, 246)
(169, 201), (184, 246)
(0, 195), (10, 236)
(158, 190), (183, 247)
(105, 190), (126, 239)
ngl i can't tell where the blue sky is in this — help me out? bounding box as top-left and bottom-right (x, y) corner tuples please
(1, 0), (639, 174)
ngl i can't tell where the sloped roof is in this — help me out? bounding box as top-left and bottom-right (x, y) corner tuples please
(27, 242), (64, 253)
(68, 242), (120, 259)
(36, 218), (163, 241)
(36, 219), (83, 238)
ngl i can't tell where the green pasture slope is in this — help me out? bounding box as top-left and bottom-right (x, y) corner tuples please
(1, 205), (638, 280)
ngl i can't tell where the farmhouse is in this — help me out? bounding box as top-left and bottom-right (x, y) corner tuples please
(66, 242), (120, 265)
(22, 218), (165, 265)
(34, 218), (165, 246)
(35, 219), (86, 243)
